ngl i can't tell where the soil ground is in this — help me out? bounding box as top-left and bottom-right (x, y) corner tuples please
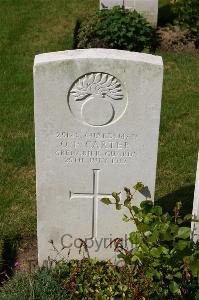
(15, 237), (38, 273)
(158, 27), (199, 54)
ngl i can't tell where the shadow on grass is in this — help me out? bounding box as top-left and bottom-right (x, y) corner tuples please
(156, 185), (194, 216)
(0, 237), (20, 285)
(158, 4), (175, 27)
(72, 19), (81, 49)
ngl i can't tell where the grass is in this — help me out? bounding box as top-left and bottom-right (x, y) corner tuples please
(156, 52), (199, 213)
(0, 0), (98, 241)
(0, 0), (198, 255)
(0, 269), (69, 300)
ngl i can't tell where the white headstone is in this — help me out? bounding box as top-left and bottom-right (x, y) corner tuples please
(34, 49), (163, 265)
(100, 0), (158, 27)
(191, 152), (199, 242)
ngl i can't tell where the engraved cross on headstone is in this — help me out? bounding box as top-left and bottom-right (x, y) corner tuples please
(69, 169), (112, 239)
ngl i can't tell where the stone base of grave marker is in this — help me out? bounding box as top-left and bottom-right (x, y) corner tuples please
(34, 49), (163, 265)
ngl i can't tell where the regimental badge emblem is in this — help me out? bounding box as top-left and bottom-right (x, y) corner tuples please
(68, 72), (128, 127)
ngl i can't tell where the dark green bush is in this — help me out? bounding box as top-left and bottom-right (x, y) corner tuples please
(172, 0), (199, 30)
(76, 6), (158, 52)
(172, 0), (199, 46)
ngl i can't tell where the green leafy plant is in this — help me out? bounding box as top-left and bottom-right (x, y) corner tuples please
(52, 259), (132, 299)
(1, 185), (199, 299)
(171, 0), (199, 46)
(0, 260), (152, 300)
(76, 6), (158, 52)
(171, 0), (199, 29)
(101, 183), (199, 299)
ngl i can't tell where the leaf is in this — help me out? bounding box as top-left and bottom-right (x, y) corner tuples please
(112, 192), (120, 202)
(116, 203), (122, 210)
(101, 198), (112, 205)
(177, 218), (183, 225)
(190, 261), (199, 276)
(124, 197), (131, 207)
(133, 182), (144, 192)
(169, 281), (181, 295)
(159, 231), (173, 241)
(176, 240), (189, 251)
(131, 255), (140, 263)
(170, 224), (179, 234)
(147, 231), (159, 243)
(177, 227), (191, 239)
(183, 214), (192, 221)
(174, 272), (182, 279)
(152, 206), (162, 216)
(143, 215), (153, 225)
(159, 246), (169, 255)
(140, 200), (153, 212)
(122, 215), (130, 222)
(150, 247), (162, 258)
(166, 274), (173, 280)
(183, 256), (190, 265)
(129, 232), (140, 244)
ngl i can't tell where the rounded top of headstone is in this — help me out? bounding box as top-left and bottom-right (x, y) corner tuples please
(34, 49), (163, 67)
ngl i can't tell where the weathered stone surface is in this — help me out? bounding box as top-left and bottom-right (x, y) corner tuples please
(100, 0), (158, 26)
(192, 152), (199, 242)
(34, 49), (163, 265)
